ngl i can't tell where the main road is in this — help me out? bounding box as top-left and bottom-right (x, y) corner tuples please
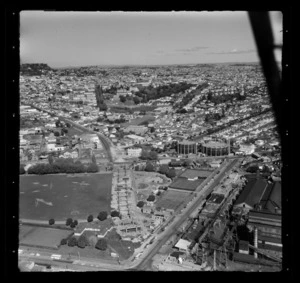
(129, 158), (241, 271)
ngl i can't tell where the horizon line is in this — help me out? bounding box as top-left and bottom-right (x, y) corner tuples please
(21, 61), (267, 69)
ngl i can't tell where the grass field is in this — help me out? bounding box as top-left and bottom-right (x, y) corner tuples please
(19, 173), (112, 221)
(155, 190), (192, 211)
(19, 225), (73, 249)
(169, 177), (204, 191)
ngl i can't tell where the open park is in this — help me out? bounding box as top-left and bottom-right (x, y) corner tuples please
(19, 173), (113, 222)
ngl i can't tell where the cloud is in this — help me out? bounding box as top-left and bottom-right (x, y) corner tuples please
(206, 48), (256, 55)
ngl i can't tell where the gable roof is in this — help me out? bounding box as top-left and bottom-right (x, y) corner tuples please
(234, 177), (268, 209)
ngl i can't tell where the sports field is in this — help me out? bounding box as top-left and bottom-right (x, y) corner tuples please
(19, 225), (73, 249)
(155, 190), (192, 211)
(19, 173), (112, 221)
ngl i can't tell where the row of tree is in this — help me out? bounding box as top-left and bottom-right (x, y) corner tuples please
(135, 162), (177, 179)
(60, 234), (107, 250)
(27, 158), (99, 175)
(135, 82), (194, 103)
(95, 84), (108, 111)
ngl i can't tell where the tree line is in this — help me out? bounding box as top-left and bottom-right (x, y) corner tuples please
(26, 158), (99, 175)
(135, 82), (194, 103)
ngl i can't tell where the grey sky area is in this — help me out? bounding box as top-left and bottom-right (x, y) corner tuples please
(20, 11), (282, 68)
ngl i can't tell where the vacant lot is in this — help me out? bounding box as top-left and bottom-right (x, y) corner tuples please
(19, 225), (73, 249)
(155, 190), (192, 211)
(20, 173), (112, 221)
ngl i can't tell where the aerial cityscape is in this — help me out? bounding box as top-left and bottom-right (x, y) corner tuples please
(18, 11), (282, 272)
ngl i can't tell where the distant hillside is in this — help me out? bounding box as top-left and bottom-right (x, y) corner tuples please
(20, 63), (53, 76)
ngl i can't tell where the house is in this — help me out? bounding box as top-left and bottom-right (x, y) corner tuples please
(126, 134), (146, 144)
(127, 147), (142, 157)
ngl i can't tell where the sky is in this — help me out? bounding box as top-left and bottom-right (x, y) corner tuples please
(20, 11), (282, 68)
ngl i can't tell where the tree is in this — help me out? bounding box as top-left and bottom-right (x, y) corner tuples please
(91, 154), (97, 164)
(55, 120), (61, 128)
(77, 234), (89, 248)
(86, 162), (99, 173)
(68, 236), (78, 247)
(97, 211), (108, 221)
(66, 122), (71, 128)
(166, 168), (176, 179)
(111, 210), (121, 218)
(66, 218), (73, 226)
(48, 155), (54, 165)
(145, 162), (155, 172)
(133, 96), (140, 105)
(95, 238), (107, 251)
(87, 214), (94, 222)
(20, 164), (26, 174)
(54, 131), (60, 137)
(62, 128), (68, 134)
(88, 235), (98, 247)
(49, 218), (55, 225)
(147, 195), (155, 202)
(149, 151), (158, 160)
(137, 201), (145, 208)
(119, 95), (126, 103)
(158, 164), (169, 175)
(60, 238), (67, 245)
(73, 220), (78, 226)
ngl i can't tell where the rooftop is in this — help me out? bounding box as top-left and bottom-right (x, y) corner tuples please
(234, 177), (268, 209)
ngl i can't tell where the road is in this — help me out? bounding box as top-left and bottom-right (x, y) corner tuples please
(130, 158), (240, 270)
(61, 117), (114, 163)
(25, 104), (114, 163)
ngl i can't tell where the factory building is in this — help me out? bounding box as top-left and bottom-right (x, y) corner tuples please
(247, 181), (282, 258)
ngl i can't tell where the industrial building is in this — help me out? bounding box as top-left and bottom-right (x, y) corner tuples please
(247, 181), (282, 258)
(233, 175), (269, 213)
